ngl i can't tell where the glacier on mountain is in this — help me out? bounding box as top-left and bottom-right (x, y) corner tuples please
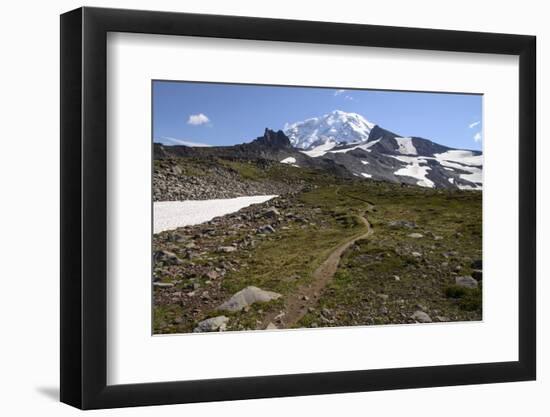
(284, 110), (375, 150)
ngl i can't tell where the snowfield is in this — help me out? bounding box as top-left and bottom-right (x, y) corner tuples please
(387, 153), (482, 190)
(280, 157), (297, 164)
(300, 140), (336, 157)
(305, 138), (381, 158)
(395, 137), (417, 155)
(392, 155), (434, 188)
(434, 150), (483, 166)
(154, 195), (277, 234)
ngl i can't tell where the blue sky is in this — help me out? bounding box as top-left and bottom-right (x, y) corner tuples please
(153, 81), (483, 151)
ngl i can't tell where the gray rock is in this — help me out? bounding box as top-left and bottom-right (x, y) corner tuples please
(153, 282), (174, 289)
(456, 275), (478, 289)
(411, 252), (422, 258)
(153, 250), (183, 265)
(321, 308), (332, 317)
(257, 225), (276, 234)
(471, 259), (482, 269)
(388, 220), (416, 229)
(218, 286), (282, 312)
(171, 165), (183, 176)
(408, 233), (424, 239)
(263, 207), (280, 218)
(205, 270), (220, 280)
(471, 269), (483, 281)
(193, 316), (229, 332)
(411, 310), (432, 323)
(218, 246), (237, 253)
(265, 322), (278, 330)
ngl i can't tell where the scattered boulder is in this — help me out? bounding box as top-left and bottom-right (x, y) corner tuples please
(153, 250), (183, 265)
(218, 286), (282, 312)
(456, 275), (478, 289)
(205, 270), (220, 280)
(193, 316), (229, 332)
(265, 322), (278, 330)
(263, 207), (280, 219)
(411, 252), (422, 258)
(408, 233), (424, 239)
(388, 220), (416, 229)
(257, 225), (276, 234)
(411, 310), (432, 323)
(153, 282), (174, 289)
(471, 269), (483, 281)
(170, 165), (183, 176)
(218, 246), (237, 253)
(471, 259), (482, 270)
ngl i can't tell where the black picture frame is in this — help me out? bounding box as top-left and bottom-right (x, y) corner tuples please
(60, 6), (536, 410)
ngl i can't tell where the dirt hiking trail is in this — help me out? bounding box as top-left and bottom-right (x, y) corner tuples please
(262, 214), (372, 329)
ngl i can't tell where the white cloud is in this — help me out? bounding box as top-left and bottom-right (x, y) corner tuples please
(187, 113), (210, 125)
(158, 137), (212, 147)
(473, 132), (482, 142)
(334, 89), (346, 96)
(344, 95), (356, 101)
(469, 120), (481, 129)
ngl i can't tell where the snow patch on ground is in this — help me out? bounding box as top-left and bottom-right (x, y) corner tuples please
(434, 150), (483, 166)
(328, 138), (381, 155)
(280, 157), (296, 164)
(300, 140), (337, 157)
(387, 152), (482, 190)
(361, 173), (372, 178)
(361, 160), (369, 165)
(459, 171), (482, 184)
(391, 155), (434, 188)
(395, 137), (417, 155)
(154, 195), (277, 234)
(302, 138), (381, 157)
(437, 159), (482, 187)
(456, 184), (479, 190)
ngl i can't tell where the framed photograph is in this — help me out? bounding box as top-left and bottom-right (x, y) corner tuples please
(60, 6), (536, 409)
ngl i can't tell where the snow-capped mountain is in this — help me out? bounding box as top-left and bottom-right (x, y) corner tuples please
(282, 111), (482, 190)
(284, 110), (375, 150)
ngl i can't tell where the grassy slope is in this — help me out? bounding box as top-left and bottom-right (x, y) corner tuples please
(299, 182), (482, 327)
